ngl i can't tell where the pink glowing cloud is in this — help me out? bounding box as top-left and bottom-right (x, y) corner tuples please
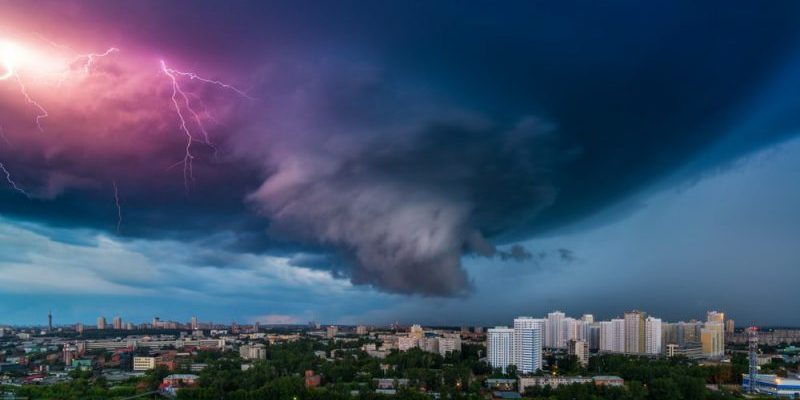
(0, 30), (253, 200)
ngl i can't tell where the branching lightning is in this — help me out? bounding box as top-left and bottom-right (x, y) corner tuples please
(1, 37), (120, 131)
(161, 60), (200, 188)
(160, 60), (253, 187)
(163, 66), (256, 100)
(71, 47), (119, 74)
(0, 34), (253, 230)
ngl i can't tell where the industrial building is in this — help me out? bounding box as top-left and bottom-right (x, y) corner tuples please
(742, 374), (800, 397)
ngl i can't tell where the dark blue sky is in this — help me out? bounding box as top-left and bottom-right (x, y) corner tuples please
(1, 1), (799, 326)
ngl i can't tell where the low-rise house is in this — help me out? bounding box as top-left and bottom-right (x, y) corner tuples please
(593, 376), (624, 387)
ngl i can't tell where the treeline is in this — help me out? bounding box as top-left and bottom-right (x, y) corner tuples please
(523, 354), (749, 400)
(178, 340), (489, 399)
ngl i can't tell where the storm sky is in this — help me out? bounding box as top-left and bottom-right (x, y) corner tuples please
(1, 1), (799, 326)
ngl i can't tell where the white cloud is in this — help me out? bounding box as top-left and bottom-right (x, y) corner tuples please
(0, 217), (352, 299)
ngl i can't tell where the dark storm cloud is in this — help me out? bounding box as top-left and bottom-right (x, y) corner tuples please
(2, 1), (800, 295)
(248, 112), (568, 295)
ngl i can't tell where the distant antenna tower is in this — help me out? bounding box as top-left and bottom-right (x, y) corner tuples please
(747, 326), (758, 394)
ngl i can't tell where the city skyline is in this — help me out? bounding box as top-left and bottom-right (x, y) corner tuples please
(0, 308), (750, 330)
(2, 306), (797, 398)
(2, 1), (800, 326)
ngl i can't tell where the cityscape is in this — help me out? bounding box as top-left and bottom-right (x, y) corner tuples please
(2, 309), (800, 398)
(3, 0), (800, 399)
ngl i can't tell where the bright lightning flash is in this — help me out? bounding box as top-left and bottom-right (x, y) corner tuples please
(1, 36), (252, 226)
(0, 38), (119, 132)
(0, 40), (49, 131)
(0, 41), (16, 80)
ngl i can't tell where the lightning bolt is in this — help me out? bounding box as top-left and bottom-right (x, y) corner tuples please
(71, 47), (119, 74)
(0, 122), (29, 198)
(13, 74), (48, 132)
(161, 60), (200, 188)
(2, 37), (118, 130)
(112, 180), (122, 233)
(163, 67), (256, 100)
(160, 60), (252, 187)
(1, 41), (48, 130)
(33, 33), (119, 75)
(2, 36), (253, 204)
(0, 161), (31, 198)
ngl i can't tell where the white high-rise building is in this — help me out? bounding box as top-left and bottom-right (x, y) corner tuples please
(512, 317), (533, 367)
(578, 315), (594, 343)
(513, 317), (543, 374)
(599, 319), (626, 353)
(487, 326), (514, 373)
(599, 321), (614, 352)
(645, 317), (662, 355)
(545, 311), (565, 348)
(577, 320), (593, 342)
(562, 317), (578, 346)
(612, 318), (626, 353)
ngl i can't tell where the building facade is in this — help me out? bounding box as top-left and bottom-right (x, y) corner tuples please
(326, 325), (338, 339)
(133, 356), (156, 371)
(701, 321), (725, 358)
(239, 344), (267, 360)
(545, 311), (565, 348)
(487, 326), (515, 373)
(568, 339), (588, 366)
(513, 317), (543, 374)
(742, 374), (800, 397)
(438, 334), (462, 356)
(645, 317), (662, 355)
(624, 311), (646, 355)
